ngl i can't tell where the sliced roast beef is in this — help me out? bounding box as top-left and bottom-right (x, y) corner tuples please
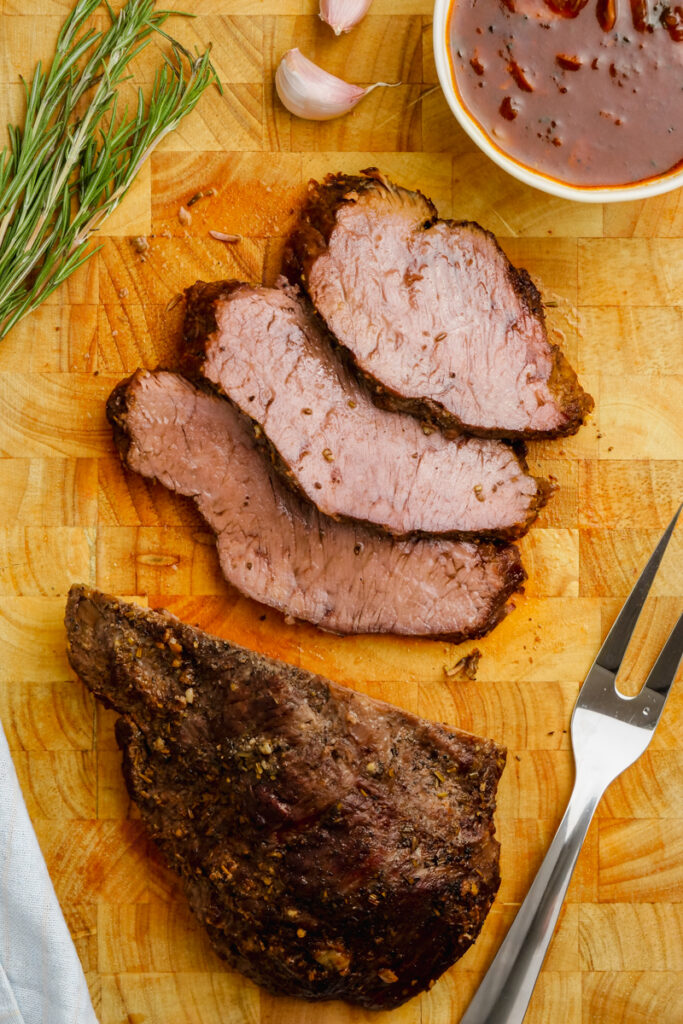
(183, 280), (550, 540)
(107, 370), (525, 640)
(65, 585), (505, 1009)
(285, 170), (593, 439)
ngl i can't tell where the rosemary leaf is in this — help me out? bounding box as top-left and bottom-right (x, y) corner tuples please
(0, 0), (220, 340)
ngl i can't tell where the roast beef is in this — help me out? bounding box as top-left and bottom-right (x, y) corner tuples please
(183, 280), (551, 540)
(107, 370), (525, 640)
(65, 585), (506, 1010)
(285, 170), (593, 439)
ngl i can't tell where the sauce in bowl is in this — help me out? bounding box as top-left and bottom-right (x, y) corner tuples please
(447, 0), (683, 187)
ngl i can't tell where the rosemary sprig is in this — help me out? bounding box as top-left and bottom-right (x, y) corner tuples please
(0, 0), (220, 339)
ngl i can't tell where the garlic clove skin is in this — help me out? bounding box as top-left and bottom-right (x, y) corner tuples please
(319, 0), (374, 34)
(275, 48), (393, 122)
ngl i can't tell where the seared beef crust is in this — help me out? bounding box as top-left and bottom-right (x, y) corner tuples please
(66, 586), (506, 1010)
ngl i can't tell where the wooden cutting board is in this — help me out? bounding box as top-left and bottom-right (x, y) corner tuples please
(1, 2), (682, 1022)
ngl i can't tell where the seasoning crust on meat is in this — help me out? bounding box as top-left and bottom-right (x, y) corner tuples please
(285, 169), (593, 439)
(65, 585), (506, 1010)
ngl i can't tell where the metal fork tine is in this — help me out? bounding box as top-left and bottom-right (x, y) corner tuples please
(641, 612), (683, 702)
(595, 504), (682, 677)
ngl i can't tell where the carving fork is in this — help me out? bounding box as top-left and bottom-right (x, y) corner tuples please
(460, 506), (683, 1023)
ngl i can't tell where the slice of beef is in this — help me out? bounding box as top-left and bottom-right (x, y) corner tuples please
(65, 585), (506, 1009)
(183, 279), (551, 540)
(107, 370), (525, 641)
(285, 170), (593, 439)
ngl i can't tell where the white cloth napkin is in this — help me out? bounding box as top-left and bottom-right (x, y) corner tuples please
(0, 720), (98, 1024)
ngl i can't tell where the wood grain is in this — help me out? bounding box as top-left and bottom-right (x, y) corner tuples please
(579, 905), (683, 971)
(0, 4), (681, 1023)
(581, 972), (683, 1024)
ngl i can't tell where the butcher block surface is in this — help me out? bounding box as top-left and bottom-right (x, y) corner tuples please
(0, 3), (682, 1023)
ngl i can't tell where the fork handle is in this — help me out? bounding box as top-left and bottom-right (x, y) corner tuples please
(459, 771), (603, 1024)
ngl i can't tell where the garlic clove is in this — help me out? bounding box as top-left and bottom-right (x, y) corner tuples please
(275, 48), (394, 122)
(319, 0), (374, 34)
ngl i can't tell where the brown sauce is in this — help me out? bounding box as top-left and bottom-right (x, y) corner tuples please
(447, 0), (683, 187)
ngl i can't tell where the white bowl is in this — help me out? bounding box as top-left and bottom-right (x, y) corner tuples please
(432, 0), (683, 204)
